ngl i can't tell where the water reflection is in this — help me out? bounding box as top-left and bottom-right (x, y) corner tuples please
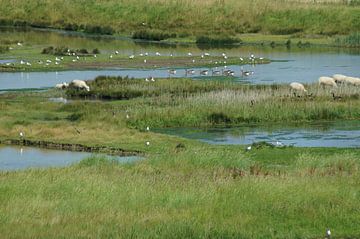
(154, 121), (360, 148)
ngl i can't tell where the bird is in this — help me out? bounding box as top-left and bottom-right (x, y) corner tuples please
(115, 50), (119, 55)
(187, 52), (192, 57)
(239, 57), (244, 61)
(150, 77), (155, 82)
(109, 55), (113, 59)
(129, 55), (135, 59)
(144, 59), (147, 63)
(126, 114), (130, 119)
(155, 52), (161, 56)
(241, 69), (254, 76)
(325, 229), (331, 239)
(185, 69), (195, 76)
(17, 42), (23, 46)
(94, 54), (97, 58)
(145, 78), (149, 82)
(204, 52), (210, 56)
(146, 126), (150, 131)
(246, 146), (252, 151)
(19, 131), (24, 138)
(146, 141), (150, 146)
(168, 69), (176, 76)
(275, 141), (284, 147)
(200, 70), (209, 76)
(212, 69), (221, 76)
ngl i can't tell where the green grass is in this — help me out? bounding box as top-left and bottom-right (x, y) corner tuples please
(0, 0), (359, 40)
(1, 78), (360, 238)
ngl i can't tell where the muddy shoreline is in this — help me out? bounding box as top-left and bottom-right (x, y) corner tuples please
(0, 139), (142, 156)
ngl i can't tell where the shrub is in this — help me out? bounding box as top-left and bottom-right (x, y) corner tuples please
(132, 30), (176, 41)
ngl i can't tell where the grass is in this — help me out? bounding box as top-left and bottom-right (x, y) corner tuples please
(0, 0), (359, 40)
(64, 77), (360, 128)
(1, 77), (360, 238)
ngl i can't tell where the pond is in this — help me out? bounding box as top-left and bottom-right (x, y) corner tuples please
(0, 28), (359, 90)
(154, 121), (360, 148)
(0, 145), (141, 171)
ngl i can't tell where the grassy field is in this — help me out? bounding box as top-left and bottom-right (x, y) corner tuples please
(0, 0), (359, 43)
(1, 78), (360, 238)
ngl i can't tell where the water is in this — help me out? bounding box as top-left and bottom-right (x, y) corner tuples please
(0, 145), (141, 171)
(0, 28), (359, 90)
(154, 121), (360, 148)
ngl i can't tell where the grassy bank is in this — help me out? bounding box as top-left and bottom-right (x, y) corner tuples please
(1, 78), (360, 238)
(0, 0), (359, 42)
(65, 76), (360, 128)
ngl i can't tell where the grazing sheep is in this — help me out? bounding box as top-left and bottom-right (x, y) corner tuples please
(70, 79), (90, 91)
(290, 82), (307, 92)
(344, 76), (360, 86)
(319, 76), (337, 88)
(333, 74), (347, 84)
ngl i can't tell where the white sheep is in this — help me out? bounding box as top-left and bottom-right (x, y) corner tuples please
(318, 76), (337, 88)
(70, 79), (90, 91)
(344, 76), (360, 86)
(55, 82), (69, 89)
(333, 74), (347, 84)
(290, 82), (307, 92)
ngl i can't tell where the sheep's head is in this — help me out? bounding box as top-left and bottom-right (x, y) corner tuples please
(85, 86), (90, 92)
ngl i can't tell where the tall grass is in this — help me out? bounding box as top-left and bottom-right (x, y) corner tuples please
(0, 0), (358, 37)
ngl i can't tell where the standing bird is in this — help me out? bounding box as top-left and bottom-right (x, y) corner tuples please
(19, 131), (24, 139)
(325, 229), (331, 239)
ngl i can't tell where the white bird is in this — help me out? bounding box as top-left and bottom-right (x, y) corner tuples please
(76, 56), (80, 60)
(145, 52), (148, 56)
(126, 114), (130, 119)
(19, 132), (24, 138)
(115, 50), (119, 55)
(55, 62), (59, 65)
(222, 53), (226, 57)
(170, 53), (173, 57)
(94, 54), (97, 58)
(144, 59), (147, 63)
(275, 141), (284, 147)
(72, 59), (77, 62)
(187, 52), (192, 56)
(46, 59), (52, 63)
(204, 52), (210, 56)
(26, 62), (31, 66)
(246, 146), (252, 151)
(239, 57), (244, 61)
(146, 141), (150, 146)
(60, 57), (64, 60)
(150, 77), (155, 82)
(146, 126), (150, 131)
(224, 55), (228, 59)
(129, 55), (135, 59)
(201, 54), (204, 58)
(145, 78), (149, 82)
(109, 55), (113, 59)
(20, 60), (25, 65)
(155, 52), (161, 56)
(326, 229), (331, 239)
(55, 57), (61, 61)
(17, 42), (22, 46)
(192, 59), (195, 63)
(139, 53), (144, 57)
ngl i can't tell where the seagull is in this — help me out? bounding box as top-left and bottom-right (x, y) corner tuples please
(19, 132), (24, 138)
(187, 52), (192, 57)
(146, 126), (150, 131)
(144, 59), (147, 63)
(126, 114), (130, 119)
(115, 50), (119, 55)
(94, 54), (97, 58)
(150, 77), (155, 82)
(109, 55), (113, 59)
(146, 141), (150, 146)
(246, 146), (252, 151)
(145, 78), (149, 82)
(155, 52), (161, 56)
(129, 55), (135, 59)
(240, 57), (244, 61)
(204, 52), (210, 56)
(17, 42), (22, 46)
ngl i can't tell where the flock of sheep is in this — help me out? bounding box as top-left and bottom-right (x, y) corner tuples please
(290, 74), (360, 93)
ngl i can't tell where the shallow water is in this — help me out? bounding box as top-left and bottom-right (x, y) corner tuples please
(0, 28), (359, 90)
(155, 121), (360, 148)
(0, 145), (141, 171)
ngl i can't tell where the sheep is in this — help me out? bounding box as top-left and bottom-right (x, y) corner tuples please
(290, 82), (307, 92)
(344, 76), (360, 86)
(333, 74), (347, 84)
(318, 76), (337, 88)
(70, 79), (90, 91)
(55, 82), (69, 89)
